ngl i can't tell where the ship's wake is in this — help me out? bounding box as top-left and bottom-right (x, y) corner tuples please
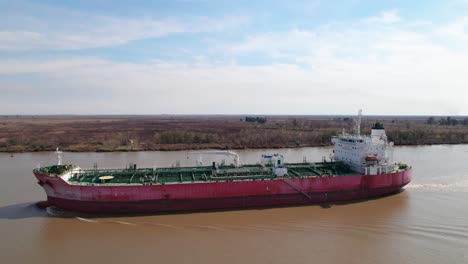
(46, 206), (82, 218)
(406, 179), (468, 192)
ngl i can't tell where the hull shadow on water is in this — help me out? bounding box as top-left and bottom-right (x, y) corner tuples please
(0, 202), (49, 219)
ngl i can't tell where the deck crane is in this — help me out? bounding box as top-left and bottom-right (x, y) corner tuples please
(190, 150), (240, 167)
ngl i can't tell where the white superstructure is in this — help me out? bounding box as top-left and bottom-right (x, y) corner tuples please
(261, 154), (288, 176)
(331, 111), (394, 175)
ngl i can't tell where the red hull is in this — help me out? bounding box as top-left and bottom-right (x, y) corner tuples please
(34, 169), (412, 214)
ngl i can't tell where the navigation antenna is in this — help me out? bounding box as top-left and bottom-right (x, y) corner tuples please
(355, 109), (362, 137)
(55, 147), (63, 165)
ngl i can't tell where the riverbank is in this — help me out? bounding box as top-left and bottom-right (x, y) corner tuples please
(2, 115), (468, 153)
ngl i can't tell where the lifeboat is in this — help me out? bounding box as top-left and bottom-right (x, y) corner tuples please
(365, 155), (379, 161)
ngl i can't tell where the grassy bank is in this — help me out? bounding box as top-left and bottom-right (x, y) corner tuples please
(1, 115), (468, 152)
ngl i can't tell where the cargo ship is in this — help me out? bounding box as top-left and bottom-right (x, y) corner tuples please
(34, 111), (412, 214)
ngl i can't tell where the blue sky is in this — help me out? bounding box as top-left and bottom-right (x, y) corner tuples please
(1, 0), (468, 115)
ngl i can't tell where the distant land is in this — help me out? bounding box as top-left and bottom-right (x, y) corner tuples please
(1, 115), (468, 152)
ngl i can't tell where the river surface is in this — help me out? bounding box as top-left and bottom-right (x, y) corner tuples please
(1, 145), (468, 264)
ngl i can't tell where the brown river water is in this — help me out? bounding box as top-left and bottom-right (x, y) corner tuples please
(1, 145), (468, 264)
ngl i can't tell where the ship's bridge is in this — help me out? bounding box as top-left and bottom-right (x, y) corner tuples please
(332, 120), (394, 174)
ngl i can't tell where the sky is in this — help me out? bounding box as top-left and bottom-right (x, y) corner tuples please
(1, 0), (468, 115)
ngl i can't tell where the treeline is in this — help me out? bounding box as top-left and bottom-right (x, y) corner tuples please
(157, 131), (219, 144)
(387, 129), (468, 145)
(427, 116), (468, 126)
(144, 129), (339, 149)
(244, 116), (267, 124)
(2, 115), (468, 152)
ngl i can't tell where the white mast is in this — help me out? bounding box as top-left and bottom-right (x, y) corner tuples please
(55, 147), (63, 165)
(355, 109), (362, 137)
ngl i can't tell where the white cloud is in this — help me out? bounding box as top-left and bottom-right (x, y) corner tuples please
(227, 10), (468, 80)
(1, 50), (467, 115)
(0, 57), (110, 74)
(0, 13), (248, 51)
(366, 9), (401, 24)
(435, 17), (468, 43)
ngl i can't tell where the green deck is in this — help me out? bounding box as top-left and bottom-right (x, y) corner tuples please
(35, 162), (356, 185)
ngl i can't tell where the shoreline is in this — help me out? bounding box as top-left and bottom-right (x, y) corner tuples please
(2, 142), (467, 153)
